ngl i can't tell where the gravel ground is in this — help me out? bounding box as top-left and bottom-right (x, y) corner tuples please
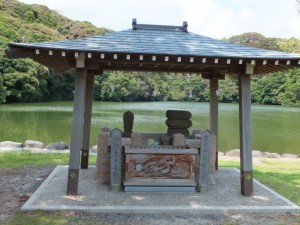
(0, 165), (55, 222)
(0, 165), (299, 224)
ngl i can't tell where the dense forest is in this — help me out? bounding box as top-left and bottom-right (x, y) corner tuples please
(1, 0), (300, 106)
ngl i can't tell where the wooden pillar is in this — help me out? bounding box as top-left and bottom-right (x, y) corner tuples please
(209, 78), (219, 170)
(67, 68), (87, 195)
(81, 74), (95, 169)
(239, 73), (253, 196)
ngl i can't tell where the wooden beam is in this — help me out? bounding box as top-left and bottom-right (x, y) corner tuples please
(5, 48), (33, 59)
(238, 74), (253, 196)
(202, 73), (225, 80)
(67, 68), (87, 195)
(81, 74), (95, 169)
(76, 52), (86, 68)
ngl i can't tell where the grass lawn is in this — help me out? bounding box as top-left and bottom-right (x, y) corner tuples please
(219, 158), (300, 206)
(1, 152), (299, 224)
(0, 151), (96, 170)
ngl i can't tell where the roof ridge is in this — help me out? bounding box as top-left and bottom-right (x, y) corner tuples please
(132, 18), (188, 32)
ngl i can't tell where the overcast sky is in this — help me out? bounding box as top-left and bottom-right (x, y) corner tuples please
(19, 0), (300, 39)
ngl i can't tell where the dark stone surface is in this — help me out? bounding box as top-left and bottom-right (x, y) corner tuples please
(45, 142), (68, 150)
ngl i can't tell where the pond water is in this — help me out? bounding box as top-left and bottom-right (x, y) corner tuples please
(0, 101), (299, 154)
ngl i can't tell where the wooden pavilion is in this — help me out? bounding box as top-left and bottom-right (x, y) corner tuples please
(6, 19), (300, 196)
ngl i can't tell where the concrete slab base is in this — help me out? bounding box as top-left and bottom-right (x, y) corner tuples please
(125, 186), (195, 192)
(22, 166), (300, 215)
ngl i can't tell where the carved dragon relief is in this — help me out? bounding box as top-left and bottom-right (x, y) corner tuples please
(127, 155), (193, 179)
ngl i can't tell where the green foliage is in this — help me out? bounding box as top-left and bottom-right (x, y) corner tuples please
(251, 69), (300, 106)
(218, 77), (239, 103)
(277, 38), (300, 53)
(0, 0), (110, 104)
(0, 75), (6, 103)
(94, 72), (210, 102)
(224, 32), (281, 51)
(24, 10), (35, 22)
(226, 32), (300, 106)
(1, 1), (300, 105)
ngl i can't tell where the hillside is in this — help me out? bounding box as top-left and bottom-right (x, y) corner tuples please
(0, 0), (111, 53)
(0, 0), (111, 103)
(1, 0), (300, 106)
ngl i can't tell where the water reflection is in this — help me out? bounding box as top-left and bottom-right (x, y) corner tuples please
(0, 102), (300, 154)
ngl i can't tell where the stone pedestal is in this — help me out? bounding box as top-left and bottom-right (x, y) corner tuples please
(96, 129), (110, 184)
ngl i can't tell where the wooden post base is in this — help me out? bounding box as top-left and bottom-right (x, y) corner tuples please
(67, 168), (79, 195)
(241, 170), (253, 196)
(81, 149), (89, 169)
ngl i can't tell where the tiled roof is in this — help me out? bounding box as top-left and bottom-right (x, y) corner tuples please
(9, 23), (300, 60)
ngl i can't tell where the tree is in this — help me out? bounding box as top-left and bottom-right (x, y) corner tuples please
(99, 72), (141, 102)
(0, 75), (6, 103)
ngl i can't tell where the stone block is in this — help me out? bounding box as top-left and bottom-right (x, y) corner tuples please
(0, 141), (23, 149)
(282, 153), (298, 159)
(123, 111), (134, 138)
(185, 139), (201, 148)
(110, 128), (122, 192)
(163, 136), (171, 145)
(194, 134), (201, 139)
(122, 138), (131, 146)
(101, 127), (110, 132)
(95, 170), (110, 184)
(46, 142), (68, 150)
(218, 151), (225, 156)
(225, 149), (240, 157)
(173, 133), (185, 146)
(252, 150), (263, 157)
(262, 152), (281, 158)
(166, 110), (192, 120)
(198, 131), (211, 193)
(131, 133), (142, 146)
(24, 140), (45, 149)
(167, 128), (189, 137)
(97, 154), (111, 164)
(166, 119), (192, 129)
(192, 128), (201, 135)
(97, 132), (109, 154)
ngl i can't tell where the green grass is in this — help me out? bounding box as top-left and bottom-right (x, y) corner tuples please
(0, 151), (96, 169)
(1, 153), (299, 224)
(219, 159), (300, 205)
(6, 211), (71, 225)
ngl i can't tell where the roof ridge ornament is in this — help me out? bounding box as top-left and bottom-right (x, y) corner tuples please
(132, 18), (188, 32)
(132, 18), (137, 30)
(182, 21), (188, 32)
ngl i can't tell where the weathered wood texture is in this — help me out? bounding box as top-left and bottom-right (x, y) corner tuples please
(239, 74), (253, 196)
(81, 74), (94, 169)
(209, 78), (219, 170)
(67, 69), (87, 195)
